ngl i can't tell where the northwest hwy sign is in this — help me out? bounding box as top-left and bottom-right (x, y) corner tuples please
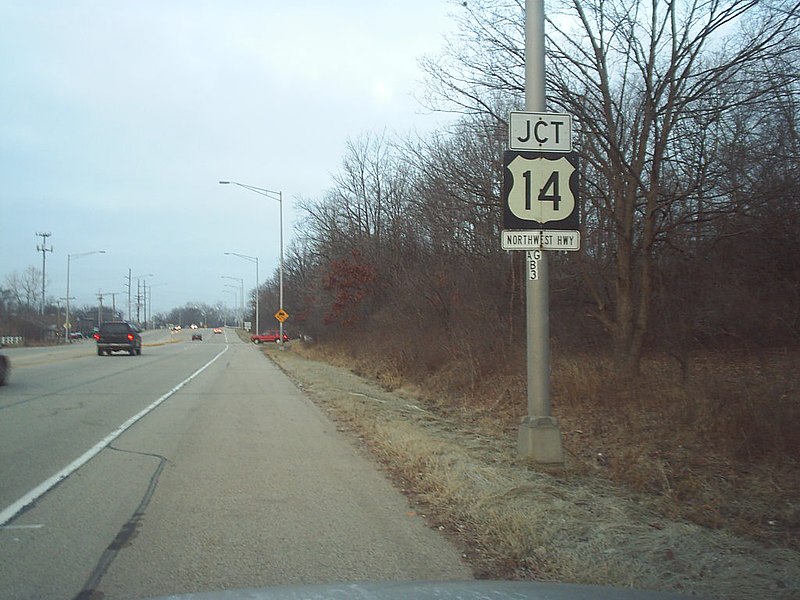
(501, 229), (581, 251)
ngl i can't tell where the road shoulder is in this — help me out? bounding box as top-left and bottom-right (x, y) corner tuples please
(96, 342), (472, 599)
(264, 343), (800, 600)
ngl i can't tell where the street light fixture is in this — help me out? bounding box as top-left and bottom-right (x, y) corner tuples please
(66, 250), (106, 342)
(219, 180), (285, 347)
(222, 276), (244, 328)
(225, 252), (259, 335)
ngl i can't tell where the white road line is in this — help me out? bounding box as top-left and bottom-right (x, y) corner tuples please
(0, 345), (229, 526)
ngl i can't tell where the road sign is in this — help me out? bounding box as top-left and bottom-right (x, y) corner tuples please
(274, 309), (288, 323)
(502, 230), (581, 251)
(528, 250), (541, 280)
(509, 112), (572, 152)
(503, 151), (579, 230)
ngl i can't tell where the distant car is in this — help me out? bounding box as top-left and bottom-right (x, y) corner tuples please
(213, 328), (222, 334)
(190, 324), (198, 330)
(0, 351), (9, 385)
(68, 331), (84, 339)
(192, 333), (203, 341)
(251, 330), (288, 344)
(94, 321), (142, 356)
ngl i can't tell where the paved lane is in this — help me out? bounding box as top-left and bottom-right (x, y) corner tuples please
(0, 330), (470, 599)
(0, 329), (220, 509)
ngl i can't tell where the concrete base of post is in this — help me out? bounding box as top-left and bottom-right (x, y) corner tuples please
(518, 416), (564, 465)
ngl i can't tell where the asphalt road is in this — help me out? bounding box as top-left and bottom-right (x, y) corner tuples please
(0, 329), (471, 599)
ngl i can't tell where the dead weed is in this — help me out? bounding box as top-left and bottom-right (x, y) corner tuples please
(263, 342), (800, 599)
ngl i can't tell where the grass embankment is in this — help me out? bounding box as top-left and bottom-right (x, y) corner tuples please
(259, 339), (799, 600)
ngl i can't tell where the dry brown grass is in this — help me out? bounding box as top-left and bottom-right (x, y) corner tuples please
(550, 351), (800, 550)
(262, 341), (800, 600)
(294, 337), (800, 551)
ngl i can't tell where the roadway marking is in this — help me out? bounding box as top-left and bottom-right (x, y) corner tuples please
(0, 345), (229, 526)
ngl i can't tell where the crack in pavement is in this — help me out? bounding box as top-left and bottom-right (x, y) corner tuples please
(72, 446), (169, 600)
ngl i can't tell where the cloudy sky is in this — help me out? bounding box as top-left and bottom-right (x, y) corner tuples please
(0, 1), (459, 317)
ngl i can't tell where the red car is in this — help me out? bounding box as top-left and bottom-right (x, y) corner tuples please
(250, 330), (288, 344)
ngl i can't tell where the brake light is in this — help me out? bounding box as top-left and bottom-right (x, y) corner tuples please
(93, 333), (100, 340)
(127, 333), (134, 341)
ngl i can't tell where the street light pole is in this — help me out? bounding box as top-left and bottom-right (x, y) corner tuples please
(222, 276), (244, 328)
(225, 252), (259, 335)
(222, 289), (237, 326)
(219, 180), (285, 347)
(517, 0), (564, 464)
(66, 250), (105, 342)
(224, 285), (240, 326)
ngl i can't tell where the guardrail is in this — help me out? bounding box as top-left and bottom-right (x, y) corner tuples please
(1, 336), (24, 346)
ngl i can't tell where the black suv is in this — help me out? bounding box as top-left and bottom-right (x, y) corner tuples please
(94, 321), (143, 356)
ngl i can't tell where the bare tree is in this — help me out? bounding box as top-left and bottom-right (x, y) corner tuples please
(419, 0), (525, 120)
(549, 0), (800, 372)
(4, 267), (42, 311)
(403, 113), (507, 259)
(421, 0), (800, 374)
(293, 133), (418, 336)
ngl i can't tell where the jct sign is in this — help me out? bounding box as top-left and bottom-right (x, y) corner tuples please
(509, 112), (572, 152)
(502, 151), (579, 231)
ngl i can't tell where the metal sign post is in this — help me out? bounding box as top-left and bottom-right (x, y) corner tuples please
(516, 0), (567, 464)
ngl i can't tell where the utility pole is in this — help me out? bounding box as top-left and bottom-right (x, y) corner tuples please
(126, 269), (132, 321)
(142, 283), (148, 329)
(36, 232), (53, 315)
(97, 292), (105, 326)
(108, 292), (118, 319)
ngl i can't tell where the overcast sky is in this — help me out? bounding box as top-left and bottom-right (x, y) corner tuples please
(0, 1), (459, 317)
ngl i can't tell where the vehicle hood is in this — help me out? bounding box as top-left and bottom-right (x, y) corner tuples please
(144, 580), (705, 600)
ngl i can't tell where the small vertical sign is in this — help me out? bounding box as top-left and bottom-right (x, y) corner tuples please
(528, 250), (541, 280)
